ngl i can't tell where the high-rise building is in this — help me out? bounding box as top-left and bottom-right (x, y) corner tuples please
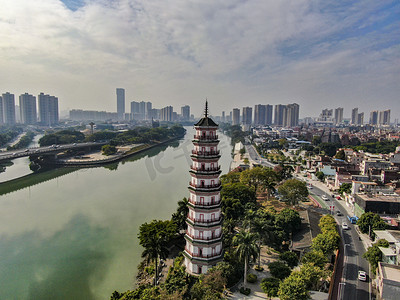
(274, 104), (286, 126)
(221, 111), (225, 123)
(38, 93), (59, 126)
(254, 104), (266, 125)
(116, 88), (125, 120)
(357, 112), (364, 125)
(265, 105), (273, 125)
(232, 108), (240, 125)
(283, 103), (299, 127)
(379, 110), (390, 125)
(161, 106), (173, 122)
(181, 105), (190, 121)
(321, 109), (333, 118)
(335, 107), (344, 124)
(370, 111), (378, 125)
(19, 93), (37, 125)
(145, 101), (152, 120)
(351, 108), (358, 125)
(242, 107), (252, 125)
(1, 92), (16, 125)
(184, 103), (223, 274)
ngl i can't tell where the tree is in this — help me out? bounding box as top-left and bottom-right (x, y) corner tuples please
(268, 261), (292, 280)
(138, 220), (177, 286)
(171, 197), (189, 232)
(335, 149), (346, 160)
(274, 164), (294, 181)
(301, 250), (328, 269)
(318, 215), (337, 234)
(233, 230), (259, 288)
(260, 277), (280, 299)
(363, 239), (389, 271)
(221, 182), (256, 206)
(190, 269), (226, 299)
(298, 263), (325, 290)
(102, 144), (117, 155)
(220, 171), (241, 185)
(278, 272), (310, 300)
(338, 182), (351, 195)
(311, 232), (340, 256)
(275, 208), (302, 237)
(240, 167), (266, 192)
(279, 251), (299, 268)
(315, 171), (325, 181)
(278, 179), (309, 206)
(221, 198), (244, 221)
(357, 212), (387, 236)
(210, 262), (237, 287)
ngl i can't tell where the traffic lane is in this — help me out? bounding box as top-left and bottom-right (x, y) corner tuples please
(309, 183), (370, 299)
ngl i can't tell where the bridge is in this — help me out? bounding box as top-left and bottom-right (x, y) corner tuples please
(0, 142), (108, 162)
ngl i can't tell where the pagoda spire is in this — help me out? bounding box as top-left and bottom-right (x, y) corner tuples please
(204, 100), (208, 118)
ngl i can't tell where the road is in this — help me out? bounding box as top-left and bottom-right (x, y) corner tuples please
(0, 142), (106, 162)
(244, 142), (371, 299)
(307, 181), (371, 300)
(245, 144), (276, 168)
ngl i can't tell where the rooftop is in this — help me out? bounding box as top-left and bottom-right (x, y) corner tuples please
(375, 230), (400, 243)
(357, 193), (400, 203)
(379, 262), (400, 282)
(194, 101), (218, 127)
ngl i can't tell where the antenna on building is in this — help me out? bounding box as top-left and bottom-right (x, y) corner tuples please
(204, 99), (208, 118)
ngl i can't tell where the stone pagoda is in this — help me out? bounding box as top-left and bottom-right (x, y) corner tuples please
(184, 101), (223, 275)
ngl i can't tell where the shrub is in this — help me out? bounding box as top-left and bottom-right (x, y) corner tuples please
(247, 273), (257, 283)
(254, 266), (264, 272)
(239, 287), (251, 296)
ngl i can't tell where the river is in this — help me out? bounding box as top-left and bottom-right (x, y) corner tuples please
(0, 127), (231, 300)
(0, 133), (43, 183)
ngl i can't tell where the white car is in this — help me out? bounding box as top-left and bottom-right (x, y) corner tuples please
(321, 195), (328, 201)
(358, 270), (367, 281)
(342, 223), (349, 230)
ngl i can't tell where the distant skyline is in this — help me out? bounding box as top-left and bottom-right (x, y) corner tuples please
(1, 0), (399, 119)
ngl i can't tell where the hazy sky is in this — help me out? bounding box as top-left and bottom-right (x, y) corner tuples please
(1, 0), (399, 119)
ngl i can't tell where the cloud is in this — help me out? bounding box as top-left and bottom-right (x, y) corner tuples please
(0, 0), (398, 118)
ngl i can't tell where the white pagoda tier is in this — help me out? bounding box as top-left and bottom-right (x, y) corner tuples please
(184, 102), (223, 275)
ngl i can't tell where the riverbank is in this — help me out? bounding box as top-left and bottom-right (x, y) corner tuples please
(0, 135), (183, 196)
(52, 135), (183, 167)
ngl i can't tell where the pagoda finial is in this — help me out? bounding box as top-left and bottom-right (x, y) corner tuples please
(204, 99), (208, 118)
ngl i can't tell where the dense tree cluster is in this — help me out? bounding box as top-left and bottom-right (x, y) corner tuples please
(7, 131), (35, 150)
(219, 123), (247, 146)
(38, 125), (185, 147)
(0, 126), (23, 147)
(39, 129), (85, 146)
(109, 125), (185, 145)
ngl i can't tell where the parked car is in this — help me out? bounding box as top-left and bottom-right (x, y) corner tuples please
(342, 222), (349, 230)
(358, 270), (367, 281)
(336, 211), (343, 216)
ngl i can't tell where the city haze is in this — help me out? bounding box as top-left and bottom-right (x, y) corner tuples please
(1, 0), (399, 118)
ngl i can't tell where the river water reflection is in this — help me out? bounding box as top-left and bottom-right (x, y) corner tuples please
(0, 127), (231, 300)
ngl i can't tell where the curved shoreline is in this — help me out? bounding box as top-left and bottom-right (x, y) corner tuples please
(0, 135), (184, 196)
(51, 135), (183, 167)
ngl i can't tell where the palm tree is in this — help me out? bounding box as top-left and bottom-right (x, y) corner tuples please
(171, 197), (189, 232)
(233, 229), (259, 288)
(138, 220), (176, 286)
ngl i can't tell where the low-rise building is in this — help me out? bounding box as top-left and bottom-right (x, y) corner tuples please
(377, 262), (400, 300)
